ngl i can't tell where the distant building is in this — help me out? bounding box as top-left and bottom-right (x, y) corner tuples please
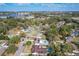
(9, 13), (34, 19)
(0, 16), (8, 19)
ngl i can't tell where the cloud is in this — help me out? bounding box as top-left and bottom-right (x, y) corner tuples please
(40, 3), (66, 8)
(16, 3), (25, 5)
(14, 3), (28, 6)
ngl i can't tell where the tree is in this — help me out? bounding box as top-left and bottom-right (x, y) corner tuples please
(20, 32), (26, 37)
(25, 41), (32, 46)
(28, 54), (32, 56)
(48, 43), (64, 56)
(47, 44), (55, 56)
(6, 44), (17, 54)
(61, 43), (73, 53)
(5, 19), (18, 28)
(59, 25), (72, 36)
(45, 23), (58, 41)
(0, 34), (9, 40)
(4, 35), (10, 40)
(9, 36), (20, 44)
(0, 25), (8, 34)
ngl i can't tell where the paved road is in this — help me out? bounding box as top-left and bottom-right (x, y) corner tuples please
(14, 37), (28, 56)
(71, 43), (79, 56)
(0, 47), (7, 56)
(14, 42), (25, 56)
(71, 43), (78, 50)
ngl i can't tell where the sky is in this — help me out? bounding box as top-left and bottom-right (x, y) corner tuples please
(0, 3), (79, 11)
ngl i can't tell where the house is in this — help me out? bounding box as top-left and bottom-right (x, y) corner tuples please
(71, 31), (78, 37)
(64, 52), (75, 56)
(32, 45), (48, 56)
(65, 36), (73, 43)
(56, 41), (64, 44)
(39, 40), (49, 45)
(32, 39), (49, 56)
(71, 29), (79, 37)
(73, 50), (79, 53)
(56, 21), (65, 28)
(66, 23), (72, 25)
(72, 17), (79, 23)
(35, 39), (49, 46)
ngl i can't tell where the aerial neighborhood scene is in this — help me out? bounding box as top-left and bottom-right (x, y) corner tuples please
(0, 3), (79, 56)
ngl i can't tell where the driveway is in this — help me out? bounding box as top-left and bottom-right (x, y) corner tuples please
(0, 47), (7, 56)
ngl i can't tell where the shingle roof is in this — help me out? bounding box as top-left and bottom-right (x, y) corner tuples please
(32, 45), (47, 53)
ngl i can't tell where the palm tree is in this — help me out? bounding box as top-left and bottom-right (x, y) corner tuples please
(25, 41), (32, 46)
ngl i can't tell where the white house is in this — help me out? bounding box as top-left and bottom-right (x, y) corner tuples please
(35, 39), (49, 46)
